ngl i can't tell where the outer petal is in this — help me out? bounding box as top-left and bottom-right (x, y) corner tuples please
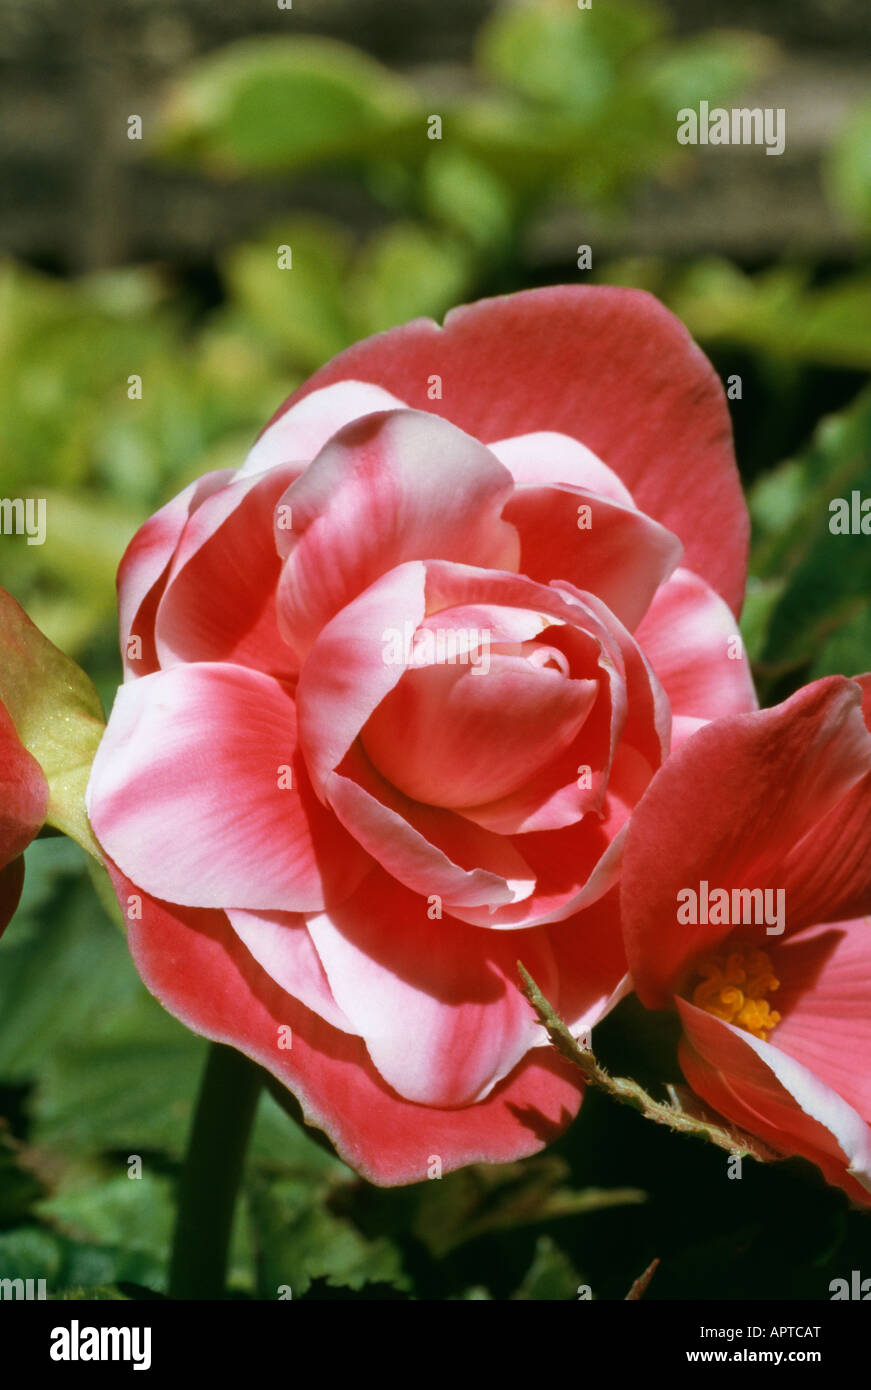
(490, 431), (634, 505)
(501, 484), (681, 632)
(634, 567), (757, 740)
(117, 470), (232, 679)
(622, 677), (871, 1008)
(677, 999), (871, 1204)
(227, 909), (356, 1035)
(154, 465), (301, 679)
(87, 662), (370, 912)
(238, 380), (408, 478)
(114, 863), (584, 1186)
(306, 870), (559, 1106)
(267, 287), (747, 611)
(275, 410), (520, 663)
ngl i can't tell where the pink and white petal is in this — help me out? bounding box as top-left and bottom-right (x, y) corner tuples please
(457, 676), (641, 836)
(87, 662), (369, 912)
(490, 432), (635, 505)
(154, 464), (301, 678)
(677, 998), (871, 1203)
(457, 811), (629, 930)
(762, 919), (871, 1124)
(118, 469), (232, 679)
(307, 870), (559, 1106)
(553, 587), (671, 772)
(634, 567), (757, 738)
(545, 888), (632, 1036)
(502, 485), (682, 632)
(227, 908), (357, 1034)
(238, 380), (408, 478)
(325, 745), (536, 913)
(114, 863), (583, 1186)
(295, 561), (428, 798)
(275, 410), (520, 662)
(622, 677), (871, 1009)
(271, 286), (747, 612)
(423, 560), (669, 777)
(361, 652), (598, 809)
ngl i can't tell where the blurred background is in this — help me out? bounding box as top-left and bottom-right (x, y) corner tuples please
(0, 0), (870, 1300)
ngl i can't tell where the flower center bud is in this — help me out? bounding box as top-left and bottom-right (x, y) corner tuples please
(691, 944), (781, 1041)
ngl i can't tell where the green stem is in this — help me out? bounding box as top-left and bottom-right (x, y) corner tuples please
(169, 1042), (263, 1300)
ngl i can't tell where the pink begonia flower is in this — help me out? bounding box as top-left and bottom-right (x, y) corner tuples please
(0, 696), (48, 937)
(621, 675), (871, 1204)
(87, 286), (756, 1184)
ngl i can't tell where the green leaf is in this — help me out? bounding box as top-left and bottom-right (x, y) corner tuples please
(37, 1170), (175, 1269)
(411, 1155), (645, 1259)
(0, 589), (105, 858)
(221, 219), (354, 372)
(350, 223), (473, 338)
(0, 1127), (46, 1226)
(0, 842), (134, 1081)
(826, 98), (871, 235)
(423, 149), (515, 252)
(670, 259), (871, 372)
(513, 1235), (583, 1301)
(247, 1173), (409, 1299)
(59, 1285), (131, 1300)
(155, 37), (419, 175)
(0, 1225), (163, 1295)
(641, 30), (772, 114)
(0, 1227), (63, 1282)
(477, 0), (663, 116)
(747, 387), (871, 676)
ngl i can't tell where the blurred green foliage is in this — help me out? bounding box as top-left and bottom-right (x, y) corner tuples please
(1, 0), (870, 1300)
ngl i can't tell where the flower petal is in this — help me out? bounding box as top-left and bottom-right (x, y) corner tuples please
(490, 431), (634, 505)
(502, 484), (682, 632)
(275, 409), (520, 662)
(361, 648), (598, 808)
(0, 699), (48, 872)
(115, 862), (583, 1186)
(154, 465), (301, 678)
(238, 380), (408, 477)
(272, 286), (747, 611)
(118, 470), (232, 678)
(326, 744), (536, 913)
(307, 869), (559, 1106)
(87, 662), (370, 912)
(759, 919), (871, 1123)
(545, 887), (632, 1035)
(634, 567), (757, 739)
(227, 908), (356, 1034)
(295, 561), (428, 798)
(678, 998), (871, 1204)
(622, 677), (871, 1007)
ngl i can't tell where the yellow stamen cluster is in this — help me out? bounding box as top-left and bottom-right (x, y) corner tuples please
(692, 946), (781, 1041)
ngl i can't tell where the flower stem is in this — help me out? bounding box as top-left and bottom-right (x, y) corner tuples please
(169, 1042), (263, 1299)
